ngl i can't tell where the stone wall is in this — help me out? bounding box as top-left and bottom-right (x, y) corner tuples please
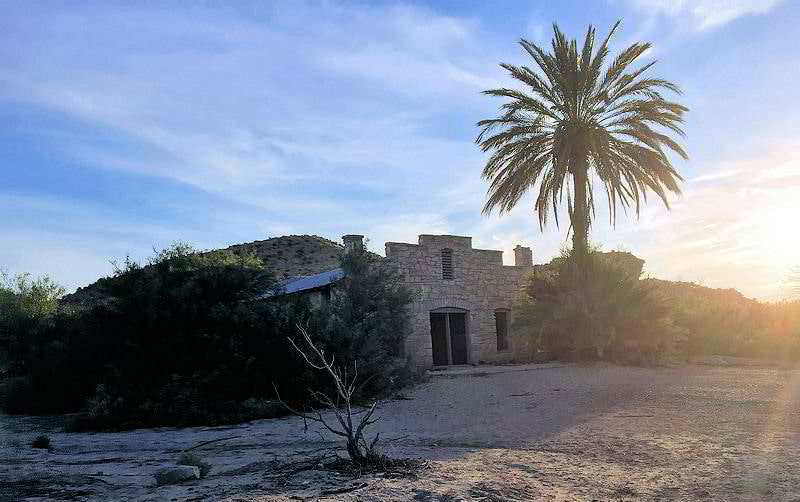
(386, 234), (534, 368)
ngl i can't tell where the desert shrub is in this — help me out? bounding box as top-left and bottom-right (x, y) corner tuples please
(177, 452), (212, 478)
(517, 249), (800, 363)
(31, 435), (51, 450)
(652, 282), (800, 360)
(0, 271), (64, 319)
(516, 248), (682, 364)
(5, 244), (304, 424)
(305, 247), (416, 400)
(0, 271), (65, 377)
(6, 242), (415, 429)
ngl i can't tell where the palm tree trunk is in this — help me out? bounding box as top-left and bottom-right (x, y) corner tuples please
(571, 162), (589, 261)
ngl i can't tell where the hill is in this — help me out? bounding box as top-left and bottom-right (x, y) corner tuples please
(223, 234), (347, 280)
(642, 278), (754, 305)
(64, 235), (353, 306)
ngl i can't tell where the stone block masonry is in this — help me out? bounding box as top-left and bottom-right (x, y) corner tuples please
(386, 234), (534, 368)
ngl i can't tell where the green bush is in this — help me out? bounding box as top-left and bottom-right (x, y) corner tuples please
(305, 247), (416, 400)
(651, 281), (800, 360)
(516, 249), (800, 364)
(1, 270), (65, 376)
(6, 243), (416, 430)
(4, 244), (300, 423)
(516, 248), (681, 364)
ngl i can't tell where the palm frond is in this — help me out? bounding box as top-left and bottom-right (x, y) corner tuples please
(477, 20), (687, 234)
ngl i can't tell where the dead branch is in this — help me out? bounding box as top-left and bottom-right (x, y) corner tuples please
(320, 482), (368, 495)
(263, 453), (339, 485)
(182, 435), (242, 452)
(274, 324), (382, 463)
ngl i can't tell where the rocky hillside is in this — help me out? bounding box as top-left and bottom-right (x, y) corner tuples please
(224, 235), (348, 280)
(643, 277), (755, 305)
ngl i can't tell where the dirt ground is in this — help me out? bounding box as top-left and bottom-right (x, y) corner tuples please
(3, 363), (800, 501)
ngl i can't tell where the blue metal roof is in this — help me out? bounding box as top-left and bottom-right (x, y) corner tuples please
(261, 267), (344, 298)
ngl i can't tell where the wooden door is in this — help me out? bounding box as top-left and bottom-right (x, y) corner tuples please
(429, 313), (449, 366)
(449, 313), (468, 365)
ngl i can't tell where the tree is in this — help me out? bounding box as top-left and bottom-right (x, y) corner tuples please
(476, 21), (688, 266)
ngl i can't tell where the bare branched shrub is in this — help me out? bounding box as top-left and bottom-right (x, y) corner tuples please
(275, 325), (380, 463)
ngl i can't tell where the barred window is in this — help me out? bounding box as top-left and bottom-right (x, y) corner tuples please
(441, 248), (453, 280)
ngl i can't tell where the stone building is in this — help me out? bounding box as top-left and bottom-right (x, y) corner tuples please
(262, 233), (536, 369)
(384, 234), (534, 368)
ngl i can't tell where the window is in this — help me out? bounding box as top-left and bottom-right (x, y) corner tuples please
(441, 248), (453, 279)
(495, 310), (509, 351)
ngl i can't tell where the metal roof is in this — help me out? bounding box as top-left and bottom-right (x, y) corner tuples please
(261, 267), (344, 298)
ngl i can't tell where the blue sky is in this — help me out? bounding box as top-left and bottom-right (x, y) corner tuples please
(2, 0), (799, 300)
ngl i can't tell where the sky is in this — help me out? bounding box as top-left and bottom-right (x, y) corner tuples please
(1, 0), (799, 300)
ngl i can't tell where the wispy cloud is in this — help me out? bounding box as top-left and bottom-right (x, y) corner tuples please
(0, 2), (503, 212)
(624, 0), (784, 30)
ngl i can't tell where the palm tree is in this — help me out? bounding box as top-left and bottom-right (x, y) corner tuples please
(477, 21), (688, 265)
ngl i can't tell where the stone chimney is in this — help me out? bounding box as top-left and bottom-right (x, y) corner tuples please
(514, 245), (533, 267)
(342, 234), (364, 253)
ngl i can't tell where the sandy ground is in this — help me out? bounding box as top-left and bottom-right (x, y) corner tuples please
(3, 363), (800, 501)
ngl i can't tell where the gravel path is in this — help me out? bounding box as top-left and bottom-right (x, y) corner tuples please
(2, 363), (799, 501)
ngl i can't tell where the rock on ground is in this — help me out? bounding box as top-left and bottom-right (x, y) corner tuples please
(154, 465), (200, 486)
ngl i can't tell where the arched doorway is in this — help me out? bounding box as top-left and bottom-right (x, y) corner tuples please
(429, 307), (469, 366)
